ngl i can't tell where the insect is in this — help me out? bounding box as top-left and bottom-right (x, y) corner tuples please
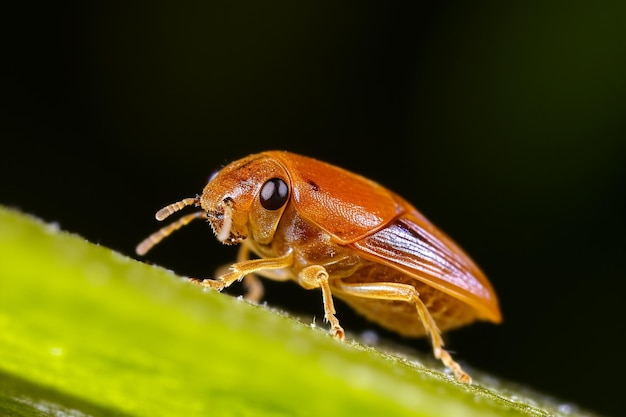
(136, 151), (501, 383)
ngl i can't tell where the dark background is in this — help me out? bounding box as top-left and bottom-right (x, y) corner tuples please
(4, 3), (625, 416)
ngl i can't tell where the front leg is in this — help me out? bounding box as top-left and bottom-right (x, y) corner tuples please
(191, 252), (293, 292)
(237, 243), (264, 302)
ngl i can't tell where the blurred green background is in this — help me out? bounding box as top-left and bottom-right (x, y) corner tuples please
(4, 3), (624, 416)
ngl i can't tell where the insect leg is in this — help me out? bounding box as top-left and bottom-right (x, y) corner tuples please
(332, 281), (471, 383)
(298, 265), (346, 341)
(236, 244), (264, 302)
(191, 252), (293, 292)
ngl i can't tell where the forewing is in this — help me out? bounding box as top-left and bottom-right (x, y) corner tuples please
(351, 210), (501, 322)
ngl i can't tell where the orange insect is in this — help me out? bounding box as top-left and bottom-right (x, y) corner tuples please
(136, 151), (501, 382)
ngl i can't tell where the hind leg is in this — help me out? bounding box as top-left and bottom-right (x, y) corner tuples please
(332, 280), (471, 383)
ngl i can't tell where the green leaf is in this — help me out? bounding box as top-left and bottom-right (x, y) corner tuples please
(0, 206), (594, 416)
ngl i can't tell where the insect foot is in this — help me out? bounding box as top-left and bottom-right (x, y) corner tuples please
(434, 347), (471, 384)
(188, 277), (227, 291)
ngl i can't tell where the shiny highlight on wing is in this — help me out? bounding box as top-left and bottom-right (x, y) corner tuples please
(352, 214), (501, 322)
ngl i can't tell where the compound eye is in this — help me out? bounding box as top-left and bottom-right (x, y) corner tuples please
(259, 178), (289, 210)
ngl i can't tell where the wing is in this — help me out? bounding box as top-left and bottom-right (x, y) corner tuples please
(350, 205), (501, 323)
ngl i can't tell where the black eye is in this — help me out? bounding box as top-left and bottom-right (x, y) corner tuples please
(259, 178), (289, 210)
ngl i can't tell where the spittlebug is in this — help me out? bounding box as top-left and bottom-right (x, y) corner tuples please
(137, 151), (501, 383)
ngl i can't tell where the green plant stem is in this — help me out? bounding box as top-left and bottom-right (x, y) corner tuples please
(0, 206), (594, 416)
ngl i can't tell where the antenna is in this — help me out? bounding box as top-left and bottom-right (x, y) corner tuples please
(136, 197), (201, 256)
